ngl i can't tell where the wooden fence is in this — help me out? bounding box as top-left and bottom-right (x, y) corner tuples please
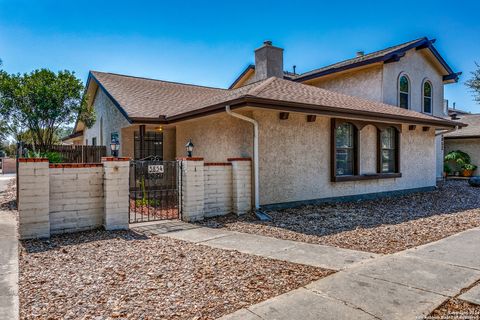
(22, 145), (107, 163)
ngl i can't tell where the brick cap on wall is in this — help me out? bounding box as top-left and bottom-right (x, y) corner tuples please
(18, 158), (49, 163)
(49, 163), (103, 168)
(204, 162), (232, 166)
(176, 157), (204, 161)
(227, 158), (252, 161)
(101, 157), (130, 161)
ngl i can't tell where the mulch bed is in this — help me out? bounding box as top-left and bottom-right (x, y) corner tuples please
(19, 229), (332, 320)
(199, 180), (480, 254)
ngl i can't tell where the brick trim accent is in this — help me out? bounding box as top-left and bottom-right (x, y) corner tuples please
(176, 157), (204, 161)
(204, 162), (232, 166)
(227, 158), (252, 161)
(49, 163), (103, 168)
(101, 157), (130, 161)
(18, 158), (49, 163)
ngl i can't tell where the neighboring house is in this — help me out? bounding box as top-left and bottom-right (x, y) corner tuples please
(65, 38), (462, 207)
(444, 114), (480, 175)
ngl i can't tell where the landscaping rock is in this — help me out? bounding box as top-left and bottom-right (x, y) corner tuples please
(19, 229), (333, 320)
(468, 176), (480, 187)
(199, 180), (480, 254)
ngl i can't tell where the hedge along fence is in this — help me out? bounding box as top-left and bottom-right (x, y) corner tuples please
(21, 144), (107, 163)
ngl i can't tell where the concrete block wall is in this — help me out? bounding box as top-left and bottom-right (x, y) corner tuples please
(103, 157), (130, 230)
(49, 164), (104, 234)
(204, 163), (233, 217)
(179, 157), (252, 221)
(229, 158), (252, 215)
(18, 157), (131, 239)
(1, 158), (16, 174)
(178, 157), (205, 222)
(18, 159), (50, 239)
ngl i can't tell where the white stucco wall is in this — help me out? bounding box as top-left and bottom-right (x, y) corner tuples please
(382, 50), (445, 117)
(307, 65), (384, 102)
(83, 89), (131, 155)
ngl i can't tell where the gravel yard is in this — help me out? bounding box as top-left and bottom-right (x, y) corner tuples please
(428, 299), (480, 319)
(0, 177), (16, 212)
(19, 230), (332, 320)
(200, 180), (480, 254)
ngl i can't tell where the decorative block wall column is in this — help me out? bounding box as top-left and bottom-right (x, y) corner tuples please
(18, 159), (50, 239)
(102, 157), (130, 230)
(178, 157), (205, 222)
(228, 158), (252, 215)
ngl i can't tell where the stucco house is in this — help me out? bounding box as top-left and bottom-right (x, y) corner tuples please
(444, 114), (480, 175)
(65, 37), (463, 208)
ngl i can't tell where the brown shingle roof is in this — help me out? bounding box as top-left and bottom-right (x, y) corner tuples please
(89, 71), (460, 128)
(90, 71), (227, 118)
(444, 114), (480, 138)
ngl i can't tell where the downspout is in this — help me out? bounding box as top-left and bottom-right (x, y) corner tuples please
(435, 126), (459, 136)
(225, 106), (270, 220)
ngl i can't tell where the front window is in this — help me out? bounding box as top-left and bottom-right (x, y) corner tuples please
(134, 131), (163, 160)
(379, 127), (398, 173)
(398, 75), (409, 109)
(335, 123), (356, 176)
(423, 81), (432, 113)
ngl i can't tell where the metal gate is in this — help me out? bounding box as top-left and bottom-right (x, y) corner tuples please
(129, 157), (180, 223)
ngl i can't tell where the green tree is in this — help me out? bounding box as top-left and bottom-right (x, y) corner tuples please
(0, 69), (95, 152)
(466, 62), (480, 104)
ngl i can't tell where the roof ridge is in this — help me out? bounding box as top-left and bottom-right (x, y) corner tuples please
(90, 70), (227, 91)
(296, 37), (427, 78)
(245, 77), (278, 96)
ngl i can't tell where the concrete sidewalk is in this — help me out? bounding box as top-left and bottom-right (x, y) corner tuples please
(0, 174), (18, 320)
(221, 227), (480, 320)
(132, 221), (379, 270)
(0, 213), (18, 320)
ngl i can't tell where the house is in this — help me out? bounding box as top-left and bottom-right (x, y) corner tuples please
(444, 114), (480, 175)
(65, 38), (463, 208)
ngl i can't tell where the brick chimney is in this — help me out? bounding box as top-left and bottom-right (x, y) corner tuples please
(254, 40), (284, 81)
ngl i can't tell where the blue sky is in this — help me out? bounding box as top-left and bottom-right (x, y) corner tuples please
(0, 0), (479, 112)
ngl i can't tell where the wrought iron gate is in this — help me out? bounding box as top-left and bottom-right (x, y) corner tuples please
(129, 157), (180, 223)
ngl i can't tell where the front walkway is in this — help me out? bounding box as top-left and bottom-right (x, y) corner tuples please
(132, 221), (379, 270)
(221, 227), (480, 320)
(133, 222), (480, 320)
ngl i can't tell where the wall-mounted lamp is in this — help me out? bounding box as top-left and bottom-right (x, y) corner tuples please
(185, 139), (194, 157)
(110, 138), (120, 157)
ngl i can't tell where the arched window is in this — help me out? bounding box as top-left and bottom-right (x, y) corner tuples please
(335, 122), (357, 176)
(423, 81), (432, 113)
(398, 74), (410, 109)
(378, 127), (399, 173)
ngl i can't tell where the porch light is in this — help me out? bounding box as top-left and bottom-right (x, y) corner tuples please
(156, 126), (163, 132)
(185, 139), (194, 157)
(110, 138), (120, 157)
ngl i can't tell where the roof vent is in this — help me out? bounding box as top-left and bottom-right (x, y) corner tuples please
(356, 51), (365, 57)
(450, 113), (459, 120)
(264, 40), (273, 46)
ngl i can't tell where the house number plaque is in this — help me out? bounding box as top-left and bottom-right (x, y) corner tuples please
(148, 165), (164, 174)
